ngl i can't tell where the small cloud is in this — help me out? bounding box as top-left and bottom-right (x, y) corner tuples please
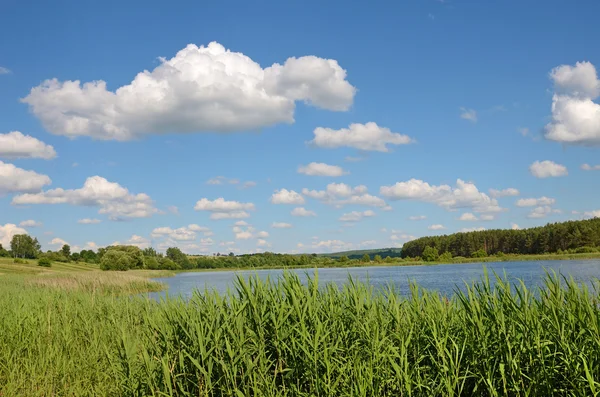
(511, 223), (520, 230)
(518, 127), (529, 137)
(408, 215), (427, 221)
(167, 205), (179, 215)
(241, 181), (257, 189)
(581, 163), (600, 171)
(0, 67), (11, 75)
(428, 224), (446, 230)
(529, 160), (568, 178)
(272, 222), (293, 229)
(77, 218), (102, 224)
(344, 156), (366, 162)
(460, 107), (477, 123)
(72, 162), (79, 167)
(19, 220), (42, 227)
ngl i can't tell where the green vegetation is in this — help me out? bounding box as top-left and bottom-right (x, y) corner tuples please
(2, 271), (600, 395)
(318, 247), (403, 260)
(402, 217), (600, 258)
(37, 257), (51, 267)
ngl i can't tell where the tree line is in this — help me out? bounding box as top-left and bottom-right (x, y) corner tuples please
(401, 218), (600, 259)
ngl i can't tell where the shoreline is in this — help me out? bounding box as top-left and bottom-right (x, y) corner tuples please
(150, 251), (600, 277)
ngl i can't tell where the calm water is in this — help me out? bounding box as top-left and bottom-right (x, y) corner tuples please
(148, 260), (600, 300)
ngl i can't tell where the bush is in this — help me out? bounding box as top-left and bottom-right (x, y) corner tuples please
(471, 249), (487, 258)
(439, 251), (453, 262)
(575, 246), (597, 253)
(422, 246), (439, 262)
(145, 256), (160, 270)
(38, 257), (52, 267)
(100, 251), (132, 271)
(13, 258), (26, 264)
(158, 258), (180, 270)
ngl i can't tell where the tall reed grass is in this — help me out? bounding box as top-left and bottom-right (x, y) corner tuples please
(1, 271), (600, 396)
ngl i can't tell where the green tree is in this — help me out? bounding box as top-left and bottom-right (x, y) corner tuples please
(61, 244), (71, 259)
(439, 251), (453, 262)
(10, 234), (41, 259)
(422, 246), (439, 262)
(100, 250), (132, 271)
(145, 256), (160, 270)
(166, 247), (191, 269)
(0, 244), (9, 257)
(361, 253), (371, 262)
(143, 247), (157, 257)
(374, 254), (383, 263)
(338, 255), (349, 263)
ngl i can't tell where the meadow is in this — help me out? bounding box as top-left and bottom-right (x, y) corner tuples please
(2, 260), (600, 396)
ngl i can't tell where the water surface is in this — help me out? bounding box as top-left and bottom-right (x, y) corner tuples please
(148, 260), (600, 300)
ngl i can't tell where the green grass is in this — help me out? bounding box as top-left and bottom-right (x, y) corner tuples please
(2, 270), (600, 395)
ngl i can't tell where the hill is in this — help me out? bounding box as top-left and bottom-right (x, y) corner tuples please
(317, 248), (402, 260)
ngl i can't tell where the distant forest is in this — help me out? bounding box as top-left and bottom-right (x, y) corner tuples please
(401, 218), (600, 259)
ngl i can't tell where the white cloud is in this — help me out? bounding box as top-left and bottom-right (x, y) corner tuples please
(113, 235), (150, 249)
(235, 231), (253, 240)
(220, 241), (236, 247)
(257, 231), (269, 238)
(167, 205), (179, 214)
(77, 218), (101, 224)
(49, 237), (69, 246)
(194, 198), (254, 220)
(582, 163), (600, 171)
(241, 181), (257, 189)
(480, 214), (495, 221)
(516, 196), (555, 207)
(309, 122), (413, 152)
(234, 220), (249, 226)
(460, 107), (477, 122)
(206, 176), (251, 186)
(380, 178), (502, 213)
(12, 176), (157, 220)
(489, 188), (520, 198)
(210, 211), (250, 220)
(527, 206), (561, 219)
(0, 161), (52, 195)
(458, 213), (478, 221)
(529, 160), (568, 178)
(544, 61), (600, 146)
(270, 189), (305, 204)
(408, 215), (427, 221)
(22, 42), (355, 141)
(297, 162), (347, 177)
(584, 210), (600, 219)
(0, 224), (28, 247)
(291, 207), (316, 217)
(390, 234), (416, 242)
(151, 224), (211, 241)
(428, 224), (446, 230)
(302, 183), (387, 208)
(0, 131), (57, 160)
(359, 240), (377, 247)
(19, 220), (42, 227)
(339, 210), (375, 222)
(311, 239), (353, 251)
(344, 156), (365, 162)
(460, 227), (486, 233)
(0, 67), (11, 74)
(272, 222), (292, 228)
(257, 239), (271, 247)
(511, 223), (520, 230)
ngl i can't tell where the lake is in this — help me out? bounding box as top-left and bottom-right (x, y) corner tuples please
(148, 260), (600, 300)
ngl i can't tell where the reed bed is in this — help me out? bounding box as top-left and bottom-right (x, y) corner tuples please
(1, 271), (600, 396)
(27, 271), (165, 295)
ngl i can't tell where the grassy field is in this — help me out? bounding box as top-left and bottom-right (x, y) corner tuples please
(2, 270), (600, 395)
(0, 257), (168, 294)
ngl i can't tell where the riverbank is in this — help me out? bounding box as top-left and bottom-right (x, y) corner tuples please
(2, 271), (600, 395)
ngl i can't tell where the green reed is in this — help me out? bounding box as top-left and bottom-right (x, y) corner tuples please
(1, 270), (600, 396)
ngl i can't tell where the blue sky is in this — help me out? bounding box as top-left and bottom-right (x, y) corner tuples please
(1, 0), (600, 254)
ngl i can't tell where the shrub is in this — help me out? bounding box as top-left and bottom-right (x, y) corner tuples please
(575, 246), (597, 253)
(422, 246), (439, 262)
(471, 249), (487, 258)
(158, 258), (180, 270)
(13, 258), (27, 264)
(100, 251), (132, 271)
(145, 256), (160, 270)
(439, 251), (453, 262)
(38, 257), (52, 267)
